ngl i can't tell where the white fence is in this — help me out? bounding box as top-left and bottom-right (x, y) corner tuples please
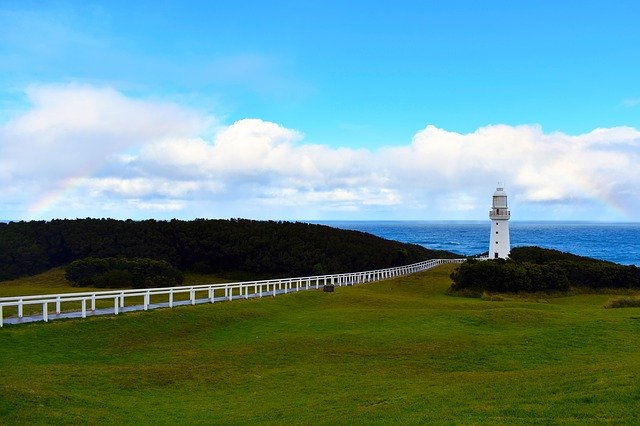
(0, 258), (464, 327)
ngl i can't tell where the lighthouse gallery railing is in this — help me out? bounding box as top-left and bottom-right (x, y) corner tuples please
(0, 258), (464, 327)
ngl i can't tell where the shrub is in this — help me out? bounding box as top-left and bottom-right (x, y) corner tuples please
(450, 258), (570, 293)
(449, 247), (638, 295)
(66, 257), (184, 288)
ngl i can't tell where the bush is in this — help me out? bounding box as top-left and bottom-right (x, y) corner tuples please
(95, 269), (134, 288)
(66, 257), (184, 288)
(604, 297), (640, 309)
(449, 246), (638, 294)
(450, 258), (570, 293)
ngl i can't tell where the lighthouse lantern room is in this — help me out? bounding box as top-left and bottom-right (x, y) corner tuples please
(489, 186), (511, 259)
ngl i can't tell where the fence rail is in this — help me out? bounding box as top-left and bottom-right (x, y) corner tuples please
(0, 258), (464, 327)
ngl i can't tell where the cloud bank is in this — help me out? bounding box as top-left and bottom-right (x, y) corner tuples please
(1, 84), (638, 221)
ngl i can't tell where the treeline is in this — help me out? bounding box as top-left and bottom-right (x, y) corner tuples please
(0, 218), (459, 282)
(450, 246), (640, 293)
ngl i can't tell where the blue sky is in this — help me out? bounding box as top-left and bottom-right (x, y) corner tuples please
(1, 1), (639, 221)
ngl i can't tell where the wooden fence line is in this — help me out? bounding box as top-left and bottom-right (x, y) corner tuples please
(0, 258), (464, 327)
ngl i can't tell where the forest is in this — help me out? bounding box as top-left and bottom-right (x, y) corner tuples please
(0, 218), (459, 283)
(450, 246), (640, 293)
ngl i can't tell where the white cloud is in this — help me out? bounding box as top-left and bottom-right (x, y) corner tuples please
(85, 177), (208, 198)
(1, 84), (639, 221)
(210, 118), (303, 175)
(0, 84), (211, 181)
(380, 124), (640, 218)
(131, 200), (185, 212)
(8, 84), (207, 140)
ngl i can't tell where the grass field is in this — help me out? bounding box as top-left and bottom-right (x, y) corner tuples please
(0, 269), (240, 318)
(1, 264), (640, 424)
(0, 268), (239, 298)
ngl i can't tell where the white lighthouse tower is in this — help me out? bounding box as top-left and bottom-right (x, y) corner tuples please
(489, 185), (510, 259)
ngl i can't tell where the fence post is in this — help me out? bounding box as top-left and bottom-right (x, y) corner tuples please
(91, 294), (96, 311)
(114, 297), (119, 315)
(170, 288), (174, 307)
(18, 299), (23, 318)
(81, 299), (87, 318)
(0, 305), (3, 327)
(56, 296), (61, 314)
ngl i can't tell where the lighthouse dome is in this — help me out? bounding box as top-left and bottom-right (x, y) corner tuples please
(493, 187), (507, 197)
(492, 186), (508, 208)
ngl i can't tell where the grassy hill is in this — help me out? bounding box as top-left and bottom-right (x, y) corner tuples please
(1, 264), (640, 423)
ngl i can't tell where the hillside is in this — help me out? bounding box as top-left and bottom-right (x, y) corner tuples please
(0, 218), (459, 282)
(1, 264), (639, 423)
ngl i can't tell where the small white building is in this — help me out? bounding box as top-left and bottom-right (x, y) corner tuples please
(489, 186), (511, 259)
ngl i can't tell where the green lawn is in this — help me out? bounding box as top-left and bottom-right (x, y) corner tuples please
(0, 268), (238, 298)
(1, 264), (639, 424)
(0, 269), (239, 318)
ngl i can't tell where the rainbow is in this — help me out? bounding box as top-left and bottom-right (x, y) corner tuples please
(572, 176), (634, 220)
(26, 176), (87, 219)
(26, 145), (131, 219)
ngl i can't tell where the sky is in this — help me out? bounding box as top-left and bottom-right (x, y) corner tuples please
(0, 0), (639, 222)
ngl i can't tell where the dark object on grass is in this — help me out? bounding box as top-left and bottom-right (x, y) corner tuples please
(323, 284), (335, 292)
(604, 297), (640, 309)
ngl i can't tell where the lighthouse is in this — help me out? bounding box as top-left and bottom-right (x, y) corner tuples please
(489, 186), (510, 259)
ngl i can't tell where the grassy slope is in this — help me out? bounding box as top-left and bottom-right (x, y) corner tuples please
(0, 268), (236, 297)
(0, 269), (240, 317)
(0, 268), (87, 297)
(1, 264), (640, 424)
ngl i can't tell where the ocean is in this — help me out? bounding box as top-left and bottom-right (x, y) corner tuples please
(315, 221), (640, 266)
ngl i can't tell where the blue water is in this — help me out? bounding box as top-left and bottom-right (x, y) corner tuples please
(315, 221), (640, 266)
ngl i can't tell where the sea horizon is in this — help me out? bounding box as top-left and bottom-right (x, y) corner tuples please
(313, 220), (640, 267)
